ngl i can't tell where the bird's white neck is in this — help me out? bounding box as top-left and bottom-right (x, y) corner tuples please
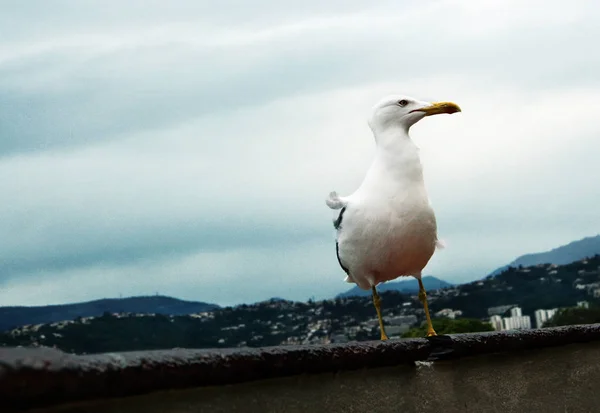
(357, 127), (425, 196)
(376, 127), (423, 178)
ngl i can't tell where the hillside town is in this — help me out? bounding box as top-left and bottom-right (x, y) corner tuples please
(1, 255), (599, 354)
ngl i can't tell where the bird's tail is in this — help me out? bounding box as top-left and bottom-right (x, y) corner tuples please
(325, 191), (346, 209)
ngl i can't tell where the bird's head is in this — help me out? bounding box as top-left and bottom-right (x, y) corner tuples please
(368, 95), (461, 134)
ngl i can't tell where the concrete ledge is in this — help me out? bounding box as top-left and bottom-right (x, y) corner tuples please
(2, 324), (600, 411)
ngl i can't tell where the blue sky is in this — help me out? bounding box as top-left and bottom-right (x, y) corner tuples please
(1, 0), (599, 306)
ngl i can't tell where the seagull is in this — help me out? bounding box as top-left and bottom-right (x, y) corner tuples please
(326, 95), (461, 340)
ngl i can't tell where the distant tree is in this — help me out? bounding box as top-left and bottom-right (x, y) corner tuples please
(401, 318), (494, 338)
(100, 311), (114, 319)
(544, 305), (600, 327)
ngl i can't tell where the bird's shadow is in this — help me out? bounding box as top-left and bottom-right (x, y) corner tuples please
(425, 334), (454, 361)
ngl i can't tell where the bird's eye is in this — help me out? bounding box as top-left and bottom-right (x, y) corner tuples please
(398, 99), (409, 107)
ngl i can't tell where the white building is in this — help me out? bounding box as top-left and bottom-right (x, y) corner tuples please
(577, 301), (590, 309)
(534, 308), (558, 328)
(489, 315), (503, 331)
(487, 304), (517, 316)
(503, 314), (532, 330)
(435, 308), (463, 319)
(488, 306), (531, 331)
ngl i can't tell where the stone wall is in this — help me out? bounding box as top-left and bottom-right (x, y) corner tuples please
(2, 324), (600, 412)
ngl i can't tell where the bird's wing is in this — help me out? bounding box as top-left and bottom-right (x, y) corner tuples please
(326, 190), (355, 277)
(333, 205), (346, 230)
(336, 240), (350, 276)
(333, 206), (350, 275)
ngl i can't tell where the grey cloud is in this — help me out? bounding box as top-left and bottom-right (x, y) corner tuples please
(0, 237), (342, 306)
(0, 0), (413, 40)
(0, 44), (366, 155)
(2, 2), (599, 156)
(1, 222), (324, 280)
(1, 0), (600, 305)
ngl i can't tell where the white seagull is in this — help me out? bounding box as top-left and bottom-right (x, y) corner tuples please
(326, 95), (461, 340)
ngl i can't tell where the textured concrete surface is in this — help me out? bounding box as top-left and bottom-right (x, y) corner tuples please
(29, 341), (600, 413)
(3, 324), (600, 411)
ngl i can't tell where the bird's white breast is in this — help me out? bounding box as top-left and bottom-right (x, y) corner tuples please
(338, 192), (437, 287)
(335, 139), (438, 289)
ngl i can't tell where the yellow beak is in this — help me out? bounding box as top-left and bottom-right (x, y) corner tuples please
(412, 101), (461, 116)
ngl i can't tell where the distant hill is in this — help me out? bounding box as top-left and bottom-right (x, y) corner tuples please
(0, 295), (219, 332)
(336, 275), (453, 298)
(5, 255), (600, 354)
(489, 234), (600, 277)
(431, 255), (600, 319)
(3, 256), (600, 354)
(0, 292), (417, 353)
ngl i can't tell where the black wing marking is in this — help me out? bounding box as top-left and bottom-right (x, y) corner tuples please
(333, 206), (346, 230)
(333, 207), (349, 274)
(336, 241), (350, 275)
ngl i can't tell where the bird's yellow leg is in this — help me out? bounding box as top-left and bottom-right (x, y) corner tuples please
(372, 286), (389, 341)
(418, 278), (437, 337)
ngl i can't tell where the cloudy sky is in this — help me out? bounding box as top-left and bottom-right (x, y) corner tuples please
(1, 0), (599, 307)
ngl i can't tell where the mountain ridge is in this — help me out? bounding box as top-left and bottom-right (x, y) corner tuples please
(0, 295), (219, 332)
(488, 234), (600, 277)
(336, 275), (453, 298)
(3, 234), (598, 332)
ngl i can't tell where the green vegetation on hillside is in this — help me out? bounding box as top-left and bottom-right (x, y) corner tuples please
(430, 255), (600, 318)
(0, 293), (419, 354)
(402, 318), (494, 337)
(2, 255), (599, 354)
(544, 305), (600, 327)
